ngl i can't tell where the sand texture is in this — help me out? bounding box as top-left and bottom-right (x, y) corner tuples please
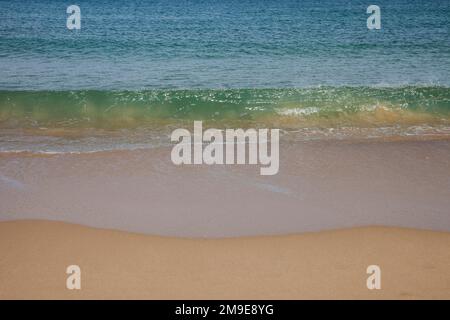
(0, 220), (449, 299)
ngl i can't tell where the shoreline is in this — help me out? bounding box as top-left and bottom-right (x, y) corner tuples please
(1, 220), (449, 299)
(1, 138), (450, 237)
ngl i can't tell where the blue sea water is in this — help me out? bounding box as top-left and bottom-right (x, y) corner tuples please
(0, 0), (450, 153)
(0, 0), (449, 90)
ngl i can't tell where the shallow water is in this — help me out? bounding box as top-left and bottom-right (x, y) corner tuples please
(1, 140), (449, 237)
(1, 86), (450, 153)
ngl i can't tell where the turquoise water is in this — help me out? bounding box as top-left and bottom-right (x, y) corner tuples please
(1, 87), (450, 128)
(0, 0), (450, 152)
(1, 86), (450, 154)
(1, 0), (449, 89)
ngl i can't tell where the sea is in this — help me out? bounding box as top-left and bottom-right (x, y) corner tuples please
(0, 0), (449, 153)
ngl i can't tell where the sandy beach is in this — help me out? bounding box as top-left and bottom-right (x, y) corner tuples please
(1, 0), (450, 302)
(0, 220), (449, 299)
(1, 138), (449, 299)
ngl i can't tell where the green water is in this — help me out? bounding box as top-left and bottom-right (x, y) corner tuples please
(1, 87), (449, 129)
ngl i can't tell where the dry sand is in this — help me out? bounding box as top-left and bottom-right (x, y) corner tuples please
(0, 220), (449, 299)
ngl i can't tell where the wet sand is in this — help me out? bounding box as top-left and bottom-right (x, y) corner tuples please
(0, 220), (449, 299)
(1, 139), (450, 237)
